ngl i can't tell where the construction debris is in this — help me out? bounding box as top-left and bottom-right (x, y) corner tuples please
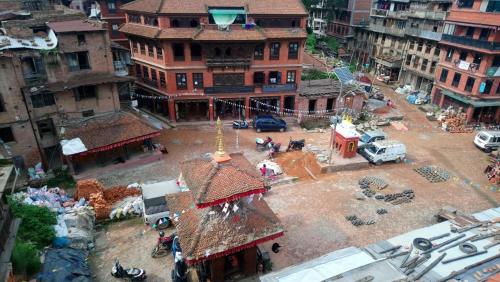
(414, 166), (450, 183)
(376, 208), (388, 215)
(437, 106), (473, 133)
(383, 189), (415, 205)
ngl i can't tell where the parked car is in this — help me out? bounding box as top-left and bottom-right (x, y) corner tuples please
(253, 115), (287, 132)
(141, 180), (180, 229)
(357, 130), (387, 151)
(361, 140), (406, 165)
(474, 131), (500, 153)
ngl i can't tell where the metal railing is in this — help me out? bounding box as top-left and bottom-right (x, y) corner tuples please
(205, 57), (252, 68)
(441, 34), (500, 51)
(204, 85), (255, 94)
(262, 83), (297, 93)
(406, 28), (442, 41)
(371, 8), (388, 17)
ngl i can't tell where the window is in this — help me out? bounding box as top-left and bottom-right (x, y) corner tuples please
(253, 72), (265, 84)
(434, 47), (440, 57)
(0, 96), (4, 112)
(254, 44), (264, 60)
(111, 24), (120, 35)
(190, 44), (201, 60)
(465, 27), (474, 38)
(451, 73), (461, 87)
(75, 85), (97, 100)
(409, 41), (415, 50)
(140, 42), (145, 54)
(473, 53), (483, 66)
(145, 16), (158, 27)
(173, 43), (184, 61)
(131, 41), (138, 53)
(413, 57), (420, 68)
(190, 19), (199, 27)
(464, 76), (475, 92)
(459, 51), (467, 61)
(151, 70), (157, 83)
(479, 28), (490, 40)
(288, 42), (299, 59)
(430, 62), (437, 74)
(268, 71), (281, 84)
(445, 48), (454, 62)
(482, 80), (493, 94)
(176, 73), (187, 89)
(421, 59), (428, 71)
(21, 57), (44, 79)
(67, 52), (90, 71)
(0, 127), (14, 143)
(193, 73), (203, 88)
(77, 34), (85, 45)
(457, 0), (473, 8)
(36, 119), (55, 139)
(425, 44), (431, 54)
(107, 0), (116, 12)
(406, 55), (412, 66)
(417, 41), (423, 52)
(156, 46), (163, 59)
(286, 71), (296, 83)
(159, 72), (166, 88)
(148, 44), (154, 57)
(142, 66), (149, 79)
(270, 42), (280, 60)
(82, 110), (94, 117)
(486, 0), (500, 12)
(326, 98), (335, 112)
(128, 14), (141, 23)
(31, 92), (55, 108)
(308, 100), (316, 113)
(171, 19), (179, 27)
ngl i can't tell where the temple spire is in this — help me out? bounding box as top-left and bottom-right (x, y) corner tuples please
(213, 117), (231, 163)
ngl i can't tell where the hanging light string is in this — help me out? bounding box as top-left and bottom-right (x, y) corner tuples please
(130, 93), (358, 118)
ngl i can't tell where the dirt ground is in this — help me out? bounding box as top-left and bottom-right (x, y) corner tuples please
(88, 82), (499, 279)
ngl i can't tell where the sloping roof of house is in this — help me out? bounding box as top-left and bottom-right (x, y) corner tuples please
(261, 28), (308, 39)
(167, 191), (283, 265)
(62, 112), (160, 155)
(299, 79), (367, 98)
(36, 73), (133, 93)
(193, 28), (266, 41)
(180, 153), (266, 208)
(119, 23), (161, 39)
(121, 0), (307, 15)
(47, 20), (105, 33)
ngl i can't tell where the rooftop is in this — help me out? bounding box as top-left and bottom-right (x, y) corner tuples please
(62, 112), (160, 155)
(47, 19), (105, 33)
(167, 191), (284, 265)
(299, 79), (367, 98)
(28, 73), (133, 94)
(180, 152), (266, 208)
(121, 0), (308, 15)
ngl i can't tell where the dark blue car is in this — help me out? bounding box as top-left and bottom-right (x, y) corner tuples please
(253, 115), (287, 132)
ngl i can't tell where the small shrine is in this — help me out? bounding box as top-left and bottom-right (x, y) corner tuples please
(168, 117), (284, 281)
(333, 115), (360, 158)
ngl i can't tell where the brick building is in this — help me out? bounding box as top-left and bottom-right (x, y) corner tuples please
(120, 0), (308, 122)
(97, 0), (134, 48)
(0, 3), (133, 167)
(431, 0), (500, 123)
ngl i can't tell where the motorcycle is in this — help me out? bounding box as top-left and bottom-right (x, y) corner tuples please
(256, 136), (273, 151)
(268, 142), (281, 159)
(111, 259), (146, 281)
(233, 120), (249, 129)
(151, 231), (176, 258)
(286, 138), (305, 152)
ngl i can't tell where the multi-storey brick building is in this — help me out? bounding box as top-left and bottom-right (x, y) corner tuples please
(431, 0), (500, 123)
(120, 0), (308, 122)
(400, 0), (451, 93)
(97, 0), (134, 48)
(0, 2), (132, 167)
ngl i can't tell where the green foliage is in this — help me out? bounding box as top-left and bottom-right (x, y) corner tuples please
(12, 240), (41, 276)
(46, 168), (76, 189)
(301, 69), (331, 81)
(9, 199), (56, 250)
(320, 37), (339, 53)
(306, 33), (316, 52)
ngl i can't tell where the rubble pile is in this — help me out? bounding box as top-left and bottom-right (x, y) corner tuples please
(103, 186), (141, 205)
(437, 106), (472, 133)
(75, 179), (104, 200)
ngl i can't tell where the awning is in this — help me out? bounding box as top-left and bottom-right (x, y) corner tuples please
(209, 9), (246, 15)
(442, 89), (500, 108)
(80, 132), (160, 156)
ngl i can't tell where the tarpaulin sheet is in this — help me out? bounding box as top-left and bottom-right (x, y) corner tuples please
(39, 248), (90, 282)
(60, 138), (87, 156)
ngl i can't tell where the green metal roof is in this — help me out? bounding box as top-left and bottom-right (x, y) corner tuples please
(442, 89), (500, 108)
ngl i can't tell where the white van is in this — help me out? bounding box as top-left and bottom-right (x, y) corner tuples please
(141, 180), (180, 229)
(362, 140), (406, 165)
(474, 131), (500, 152)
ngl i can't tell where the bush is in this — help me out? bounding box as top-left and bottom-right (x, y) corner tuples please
(12, 240), (41, 276)
(9, 200), (56, 250)
(306, 33), (316, 52)
(301, 69), (330, 81)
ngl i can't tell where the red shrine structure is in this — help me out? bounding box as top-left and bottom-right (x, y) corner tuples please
(333, 119), (360, 158)
(167, 118), (283, 281)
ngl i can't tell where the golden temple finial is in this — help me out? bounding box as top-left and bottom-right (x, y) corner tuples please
(215, 117), (226, 157)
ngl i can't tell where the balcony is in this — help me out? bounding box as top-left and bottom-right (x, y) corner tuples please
(406, 28), (442, 41)
(441, 34), (500, 51)
(204, 85), (255, 94)
(113, 61), (129, 77)
(371, 8), (388, 17)
(408, 10), (447, 20)
(262, 83), (297, 93)
(205, 57), (252, 68)
(138, 78), (159, 88)
(387, 10), (408, 19)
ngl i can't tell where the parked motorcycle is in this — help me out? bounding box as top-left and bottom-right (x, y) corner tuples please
(111, 259), (146, 281)
(233, 120), (249, 129)
(151, 231), (176, 258)
(256, 136), (273, 151)
(268, 143), (281, 159)
(286, 138), (305, 152)
(171, 255), (188, 282)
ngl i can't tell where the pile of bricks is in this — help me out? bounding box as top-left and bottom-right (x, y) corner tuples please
(438, 107), (472, 133)
(75, 179), (104, 200)
(103, 186), (141, 205)
(89, 192), (111, 220)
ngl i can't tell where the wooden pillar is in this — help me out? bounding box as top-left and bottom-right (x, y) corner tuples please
(168, 99), (176, 122)
(279, 95), (285, 114)
(243, 247), (258, 276)
(245, 97), (250, 119)
(209, 97), (215, 122)
(209, 257), (225, 282)
(466, 106), (474, 124)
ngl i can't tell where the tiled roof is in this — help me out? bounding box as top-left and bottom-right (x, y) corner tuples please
(167, 191), (283, 264)
(158, 28), (197, 39)
(47, 20), (105, 33)
(193, 28), (266, 41)
(180, 153), (265, 208)
(63, 112), (159, 152)
(261, 28), (307, 39)
(36, 73), (133, 93)
(119, 23), (161, 39)
(121, 0), (307, 15)
(299, 79), (367, 97)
